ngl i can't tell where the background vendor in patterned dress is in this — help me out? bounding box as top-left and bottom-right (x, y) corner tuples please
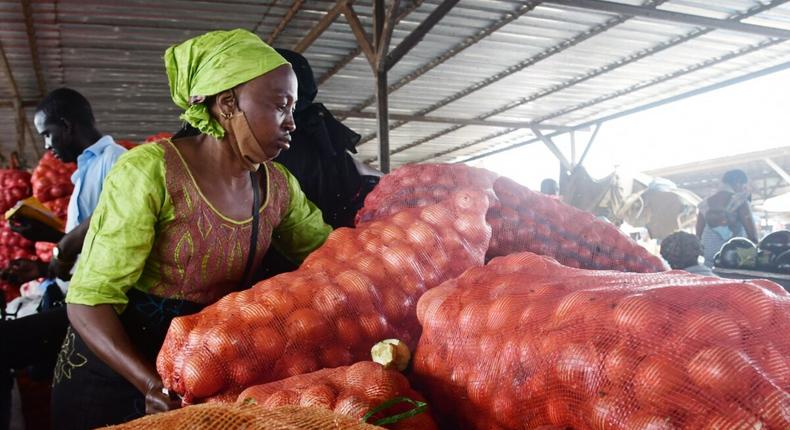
(51, 29), (331, 428)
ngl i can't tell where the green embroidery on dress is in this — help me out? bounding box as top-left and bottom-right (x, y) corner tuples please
(174, 231), (194, 279)
(53, 329), (88, 384)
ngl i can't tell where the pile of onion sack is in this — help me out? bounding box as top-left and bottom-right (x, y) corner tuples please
(356, 164), (666, 272)
(0, 220), (35, 302)
(414, 252), (790, 429)
(0, 157), (31, 214)
(158, 189), (491, 402)
(32, 152), (75, 221)
(238, 362), (437, 429)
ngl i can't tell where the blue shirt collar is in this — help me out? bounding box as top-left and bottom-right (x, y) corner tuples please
(83, 135), (116, 158)
(72, 135), (117, 183)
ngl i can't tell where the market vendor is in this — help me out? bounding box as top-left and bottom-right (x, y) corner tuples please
(0, 88), (126, 430)
(256, 48), (381, 278)
(695, 169), (759, 267)
(51, 29), (331, 428)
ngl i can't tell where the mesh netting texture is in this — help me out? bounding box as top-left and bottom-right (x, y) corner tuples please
(238, 361), (436, 429)
(31, 151), (75, 220)
(106, 404), (384, 429)
(413, 252), (790, 429)
(356, 164), (666, 273)
(158, 189), (491, 402)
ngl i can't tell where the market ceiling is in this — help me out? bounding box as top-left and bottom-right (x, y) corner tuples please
(1, 0), (789, 170)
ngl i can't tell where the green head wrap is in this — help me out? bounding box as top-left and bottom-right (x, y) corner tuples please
(164, 28), (290, 138)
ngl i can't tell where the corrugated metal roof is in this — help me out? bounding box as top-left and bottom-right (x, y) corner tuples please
(0, 0), (789, 170)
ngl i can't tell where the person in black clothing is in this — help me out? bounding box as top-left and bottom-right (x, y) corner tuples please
(256, 49), (381, 278)
(273, 48), (380, 229)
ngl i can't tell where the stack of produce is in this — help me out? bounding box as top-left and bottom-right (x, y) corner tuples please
(0, 154), (32, 213)
(0, 220), (36, 267)
(145, 132), (173, 143)
(157, 189), (491, 402)
(238, 362), (437, 429)
(35, 242), (55, 263)
(0, 220), (36, 301)
(108, 404), (384, 430)
(31, 152), (75, 221)
(116, 139), (138, 150)
(413, 252), (790, 429)
(356, 164), (666, 273)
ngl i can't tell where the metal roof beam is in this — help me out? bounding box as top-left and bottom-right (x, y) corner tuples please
(337, 110), (572, 131)
(342, 4), (376, 68)
(318, 0), (423, 85)
(546, 0), (790, 40)
(267, 0), (304, 45)
(458, 59), (790, 164)
(417, 0), (779, 162)
(356, 0), (669, 146)
(407, 128), (518, 164)
(383, 0), (459, 71)
(372, 0), (392, 172)
(532, 128), (572, 171)
(343, 2), (539, 117)
(367, 128), (518, 164)
(534, 37), (783, 123)
(318, 49), (361, 85)
(375, 0), (401, 71)
(763, 157), (790, 186)
(0, 39), (30, 160)
(571, 59), (790, 134)
(293, 0), (347, 53)
(576, 122), (602, 167)
(21, 0), (46, 98)
(318, 0), (423, 86)
(0, 100), (39, 108)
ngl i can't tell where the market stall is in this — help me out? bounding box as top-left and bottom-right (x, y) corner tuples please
(2, 1), (790, 429)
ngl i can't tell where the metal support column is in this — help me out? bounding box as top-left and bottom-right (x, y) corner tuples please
(570, 131), (576, 167)
(577, 122), (602, 167)
(13, 101), (26, 167)
(376, 68), (390, 173)
(764, 157), (790, 185)
(531, 127), (572, 171)
(373, 0), (390, 172)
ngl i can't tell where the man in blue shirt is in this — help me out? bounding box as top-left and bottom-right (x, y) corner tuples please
(0, 88), (126, 429)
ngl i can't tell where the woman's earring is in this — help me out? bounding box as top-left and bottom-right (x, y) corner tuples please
(221, 111), (233, 120)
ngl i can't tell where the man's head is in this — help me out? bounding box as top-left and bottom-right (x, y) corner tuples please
(722, 169), (748, 193)
(540, 178), (559, 196)
(660, 231), (703, 269)
(34, 88), (98, 163)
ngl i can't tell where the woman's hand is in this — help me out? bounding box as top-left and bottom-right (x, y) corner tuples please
(144, 379), (181, 414)
(68, 304), (176, 414)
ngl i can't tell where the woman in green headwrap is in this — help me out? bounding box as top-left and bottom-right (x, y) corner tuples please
(50, 29), (332, 428)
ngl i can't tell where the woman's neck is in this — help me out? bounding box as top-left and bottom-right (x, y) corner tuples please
(195, 134), (251, 180)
